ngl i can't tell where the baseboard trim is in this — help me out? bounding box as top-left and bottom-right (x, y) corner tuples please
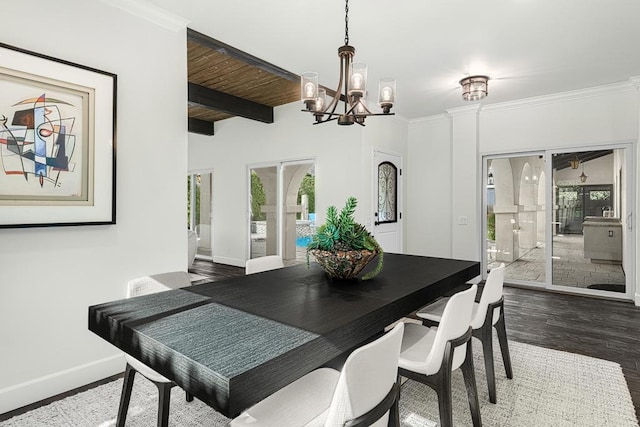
(212, 255), (245, 268)
(0, 354), (124, 415)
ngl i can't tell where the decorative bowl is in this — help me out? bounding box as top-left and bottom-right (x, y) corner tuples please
(309, 248), (378, 280)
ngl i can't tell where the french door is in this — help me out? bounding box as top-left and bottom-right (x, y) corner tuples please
(482, 144), (635, 301)
(248, 159), (315, 263)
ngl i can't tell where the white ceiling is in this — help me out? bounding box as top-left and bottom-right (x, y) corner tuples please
(142, 0), (640, 120)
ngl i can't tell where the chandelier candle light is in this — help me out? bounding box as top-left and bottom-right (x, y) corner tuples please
(301, 0), (396, 126)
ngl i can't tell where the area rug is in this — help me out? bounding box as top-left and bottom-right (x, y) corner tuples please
(1, 340), (637, 427)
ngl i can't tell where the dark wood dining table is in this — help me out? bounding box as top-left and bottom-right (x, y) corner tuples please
(88, 253), (479, 418)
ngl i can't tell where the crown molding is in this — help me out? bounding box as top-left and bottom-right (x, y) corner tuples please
(628, 76), (640, 89)
(445, 104), (482, 117)
(100, 0), (190, 32)
(482, 79), (639, 113)
(409, 113), (450, 125)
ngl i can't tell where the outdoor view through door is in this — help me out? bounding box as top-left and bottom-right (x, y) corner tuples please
(249, 162), (315, 264)
(485, 147), (630, 298)
(188, 172), (213, 259)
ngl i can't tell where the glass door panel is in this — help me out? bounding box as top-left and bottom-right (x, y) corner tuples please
(551, 149), (626, 293)
(282, 162), (315, 264)
(249, 166), (278, 259)
(485, 154), (546, 285)
(188, 172), (213, 258)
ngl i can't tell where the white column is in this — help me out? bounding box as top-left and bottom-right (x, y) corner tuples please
(447, 105), (482, 261)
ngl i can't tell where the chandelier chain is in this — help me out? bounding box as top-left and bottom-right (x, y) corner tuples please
(344, 0), (349, 45)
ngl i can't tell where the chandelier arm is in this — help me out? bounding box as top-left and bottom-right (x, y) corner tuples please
(323, 55), (345, 116)
(312, 116), (339, 125)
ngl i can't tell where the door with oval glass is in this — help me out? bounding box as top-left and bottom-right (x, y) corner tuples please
(372, 149), (402, 253)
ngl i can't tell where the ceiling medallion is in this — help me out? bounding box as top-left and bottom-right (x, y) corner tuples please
(460, 75), (489, 101)
(301, 0), (396, 126)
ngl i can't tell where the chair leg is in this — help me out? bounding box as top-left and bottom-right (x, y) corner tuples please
(460, 343), (482, 427)
(185, 391), (194, 402)
(116, 364), (136, 427)
(494, 312), (513, 379)
(388, 376), (401, 427)
(434, 371), (454, 427)
(479, 322), (497, 404)
(156, 382), (172, 427)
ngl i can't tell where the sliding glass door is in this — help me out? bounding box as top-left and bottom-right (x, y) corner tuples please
(483, 144), (634, 301)
(550, 148), (629, 296)
(484, 153), (546, 285)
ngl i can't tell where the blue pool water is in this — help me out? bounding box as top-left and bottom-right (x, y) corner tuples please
(296, 236), (313, 247)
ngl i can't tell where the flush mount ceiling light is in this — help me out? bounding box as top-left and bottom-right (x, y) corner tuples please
(459, 75), (489, 101)
(301, 0), (396, 126)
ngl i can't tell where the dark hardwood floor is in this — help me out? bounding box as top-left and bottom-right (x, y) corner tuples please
(3, 258), (639, 422)
(190, 257), (244, 282)
(500, 285), (640, 421)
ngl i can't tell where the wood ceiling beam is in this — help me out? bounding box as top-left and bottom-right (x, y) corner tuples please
(188, 117), (214, 136)
(188, 82), (274, 123)
(187, 28), (299, 82)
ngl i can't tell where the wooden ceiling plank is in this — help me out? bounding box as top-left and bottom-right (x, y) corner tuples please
(188, 82), (274, 123)
(187, 28), (299, 83)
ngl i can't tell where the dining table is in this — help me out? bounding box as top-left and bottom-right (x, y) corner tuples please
(88, 253), (480, 418)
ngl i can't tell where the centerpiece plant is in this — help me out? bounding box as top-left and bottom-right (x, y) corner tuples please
(307, 196), (383, 280)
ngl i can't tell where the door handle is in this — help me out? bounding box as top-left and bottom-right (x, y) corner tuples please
(627, 212), (633, 231)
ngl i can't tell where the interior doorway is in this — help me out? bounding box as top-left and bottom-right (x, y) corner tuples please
(483, 145), (634, 301)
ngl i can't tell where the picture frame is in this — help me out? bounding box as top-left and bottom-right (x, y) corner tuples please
(0, 43), (116, 228)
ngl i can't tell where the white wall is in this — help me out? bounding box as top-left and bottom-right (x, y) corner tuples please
(406, 80), (640, 303)
(189, 102), (408, 266)
(405, 115), (453, 257)
(0, 0), (188, 413)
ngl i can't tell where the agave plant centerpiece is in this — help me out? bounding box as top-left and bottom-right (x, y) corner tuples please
(307, 196), (383, 280)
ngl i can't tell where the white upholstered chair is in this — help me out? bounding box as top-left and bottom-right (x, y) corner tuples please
(245, 255), (284, 275)
(230, 322), (405, 427)
(398, 285), (481, 427)
(117, 271), (193, 427)
(416, 263), (513, 404)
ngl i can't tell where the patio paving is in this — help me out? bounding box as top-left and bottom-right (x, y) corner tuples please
(489, 234), (626, 290)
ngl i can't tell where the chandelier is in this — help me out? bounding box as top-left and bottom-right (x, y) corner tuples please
(301, 0), (396, 126)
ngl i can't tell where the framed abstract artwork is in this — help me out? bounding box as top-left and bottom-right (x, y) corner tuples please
(0, 43), (116, 228)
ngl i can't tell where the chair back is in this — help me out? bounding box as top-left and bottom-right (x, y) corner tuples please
(127, 271), (191, 298)
(471, 263), (505, 329)
(245, 255), (284, 275)
(324, 323), (404, 427)
(423, 285), (477, 374)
